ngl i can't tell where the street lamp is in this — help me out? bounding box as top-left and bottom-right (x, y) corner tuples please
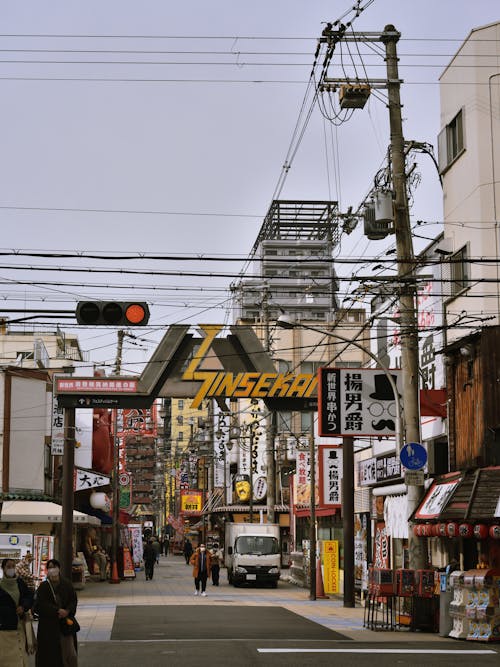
(276, 314), (403, 605)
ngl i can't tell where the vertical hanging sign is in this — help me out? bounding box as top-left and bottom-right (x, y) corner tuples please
(319, 445), (343, 507)
(51, 395), (65, 455)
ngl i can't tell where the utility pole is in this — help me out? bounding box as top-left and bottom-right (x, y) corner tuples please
(382, 24), (425, 569)
(308, 426), (316, 600)
(111, 330), (123, 583)
(262, 284), (277, 524)
(342, 436), (355, 607)
(61, 407), (75, 580)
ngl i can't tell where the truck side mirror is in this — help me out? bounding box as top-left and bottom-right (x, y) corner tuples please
(228, 546), (233, 555)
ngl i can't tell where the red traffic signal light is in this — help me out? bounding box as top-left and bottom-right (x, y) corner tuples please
(76, 301), (150, 326)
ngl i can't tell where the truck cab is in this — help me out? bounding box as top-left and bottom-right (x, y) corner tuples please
(225, 525), (281, 587)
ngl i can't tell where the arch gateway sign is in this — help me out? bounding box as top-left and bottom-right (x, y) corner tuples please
(56, 324), (318, 411)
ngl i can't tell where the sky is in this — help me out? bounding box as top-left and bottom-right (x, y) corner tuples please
(0, 1), (499, 375)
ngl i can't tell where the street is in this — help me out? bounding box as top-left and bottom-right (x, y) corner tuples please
(73, 556), (499, 667)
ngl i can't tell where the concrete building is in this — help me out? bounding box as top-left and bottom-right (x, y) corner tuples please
(232, 200), (341, 324)
(0, 323), (88, 369)
(438, 21), (500, 344)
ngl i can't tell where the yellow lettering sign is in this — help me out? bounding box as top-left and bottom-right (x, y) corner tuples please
(183, 325), (317, 408)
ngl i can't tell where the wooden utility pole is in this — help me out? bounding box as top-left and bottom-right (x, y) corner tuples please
(382, 24), (425, 569)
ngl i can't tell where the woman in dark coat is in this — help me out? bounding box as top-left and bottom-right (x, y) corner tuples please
(35, 558), (78, 667)
(0, 557), (34, 666)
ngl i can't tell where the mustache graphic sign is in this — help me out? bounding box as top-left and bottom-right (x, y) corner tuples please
(318, 368), (402, 438)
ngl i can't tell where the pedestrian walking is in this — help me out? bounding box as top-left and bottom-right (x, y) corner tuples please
(152, 537), (161, 565)
(0, 557), (34, 666)
(93, 546), (107, 582)
(143, 539), (156, 581)
(34, 558), (79, 667)
(164, 534), (170, 557)
(189, 543), (212, 596)
(183, 538), (193, 565)
(210, 543), (223, 586)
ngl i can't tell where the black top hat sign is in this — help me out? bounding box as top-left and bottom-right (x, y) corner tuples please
(369, 374), (398, 401)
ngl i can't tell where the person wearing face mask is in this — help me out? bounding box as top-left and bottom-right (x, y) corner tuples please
(34, 558), (78, 667)
(0, 557), (34, 666)
(189, 543), (212, 597)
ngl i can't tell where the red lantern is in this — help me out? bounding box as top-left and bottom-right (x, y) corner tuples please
(431, 524), (441, 537)
(474, 524), (488, 540)
(423, 524), (434, 537)
(446, 522), (459, 538)
(438, 523), (448, 537)
(459, 523), (473, 538)
(413, 525), (421, 536)
(489, 525), (500, 539)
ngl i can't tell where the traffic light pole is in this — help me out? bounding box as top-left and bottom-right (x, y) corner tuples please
(382, 25), (425, 570)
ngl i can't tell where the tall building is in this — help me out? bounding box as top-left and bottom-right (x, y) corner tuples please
(232, 200), (341, 323)
(438, 21), (500, 344)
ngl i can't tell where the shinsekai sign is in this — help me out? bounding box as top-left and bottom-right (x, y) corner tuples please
(56, 324), (319, 410)
(182, 325), (317, 408)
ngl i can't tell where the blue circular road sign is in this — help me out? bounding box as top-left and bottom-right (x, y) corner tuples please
(400, 442), (427, 470)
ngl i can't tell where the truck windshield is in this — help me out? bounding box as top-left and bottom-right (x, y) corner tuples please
(234, 536), (279, 555)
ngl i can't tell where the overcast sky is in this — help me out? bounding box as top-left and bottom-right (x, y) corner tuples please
(1, 1), (498, 374)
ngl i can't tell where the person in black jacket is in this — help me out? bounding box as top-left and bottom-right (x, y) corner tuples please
(35, 558), (78, 667)
(143, 539), (156, 581)
(0, 557), (34, 666)
(183, 538), (193, 565)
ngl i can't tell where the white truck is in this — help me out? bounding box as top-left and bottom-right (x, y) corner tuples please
(224, 522), (280, 587)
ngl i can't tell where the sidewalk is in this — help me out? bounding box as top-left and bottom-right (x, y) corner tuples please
(76, 554), (453, 644)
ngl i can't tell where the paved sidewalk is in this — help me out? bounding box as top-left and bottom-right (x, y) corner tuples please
(76, 555), (452, 644)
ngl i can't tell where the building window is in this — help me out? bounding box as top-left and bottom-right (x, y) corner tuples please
(450, 246), (468, 296)
(301, 361), (322, 375)
(178, 431), (183, 441)
(277, 411), (292, 432)
(177, 415), (183, 425)
(301, 411), (313, 432)
(438, 108), (465, 173)
(177, 399), (184, 410)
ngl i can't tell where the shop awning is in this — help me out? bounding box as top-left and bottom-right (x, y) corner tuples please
(414, 466), (500, 522)
(0, 500), (100, 525)
(81, 506), (112, 525)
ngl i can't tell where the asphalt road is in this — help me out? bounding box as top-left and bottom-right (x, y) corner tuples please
(77, 603), (500, 667)
(78, 638), (500, 667)
(73, 556), (500, 667)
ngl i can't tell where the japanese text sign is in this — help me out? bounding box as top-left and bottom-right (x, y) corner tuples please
(318, 367), (401, 437)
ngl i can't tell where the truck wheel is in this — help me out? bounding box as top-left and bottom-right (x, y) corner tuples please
(271, 581), (278, 589)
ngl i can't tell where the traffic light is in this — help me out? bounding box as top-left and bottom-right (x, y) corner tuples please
(76, 301), (150, 326)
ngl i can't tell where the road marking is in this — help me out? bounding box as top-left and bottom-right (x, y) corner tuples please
(258, 648), (497, 655)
